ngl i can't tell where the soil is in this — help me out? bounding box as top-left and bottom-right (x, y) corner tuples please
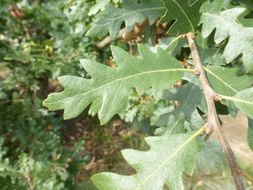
(213, 112), (253, 167)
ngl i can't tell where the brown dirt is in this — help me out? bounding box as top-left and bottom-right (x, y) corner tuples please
(212, 112), (253, 167)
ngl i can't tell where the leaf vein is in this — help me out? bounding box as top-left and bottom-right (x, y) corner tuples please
(46, 68), (194, 105)
(134, 127), (205, 190)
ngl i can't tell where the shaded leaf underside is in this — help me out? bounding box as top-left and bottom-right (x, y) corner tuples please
(160, 0), (203, 35)
(157, 82), (204, 127)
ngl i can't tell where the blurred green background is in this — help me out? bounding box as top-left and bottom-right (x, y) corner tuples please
(0, 0), (252, 189)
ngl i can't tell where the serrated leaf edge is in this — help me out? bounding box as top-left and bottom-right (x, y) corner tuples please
(43, 68), (195, 107)
(160, 0), (200, 34)
(93, 6), (166, 28)
(134, 127), (204, 190)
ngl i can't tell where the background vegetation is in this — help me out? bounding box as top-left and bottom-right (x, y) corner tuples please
(0, 0), (253, 190)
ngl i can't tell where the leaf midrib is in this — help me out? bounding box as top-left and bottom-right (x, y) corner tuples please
(172, 0), (195, 33)
(204, 67), (238, 93)
(221, 95), (253, 106)
(134, 127), (204, 190)
(46, 68), (193, 105)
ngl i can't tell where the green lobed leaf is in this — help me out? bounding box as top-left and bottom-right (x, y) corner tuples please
(160, 0), (204, 35)
(88, 0), (110, 15)
(181, 73), (207, 113)
(232, 87), (253, 119)
(43, 45), (189, 124)
(200, 0), (253, 72)
(92, 133), (200, 190)
(87, 0), (166, 38)
(248, 117), (253, 151)
(157, 82), (204, 127)
(88, 0), (123, 16)
(155, 114), (195, 136)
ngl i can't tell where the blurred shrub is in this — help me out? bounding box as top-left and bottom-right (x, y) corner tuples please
(0, 0), (100, 189)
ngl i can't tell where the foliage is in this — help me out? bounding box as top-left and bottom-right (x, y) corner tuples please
(156, 82), (204, 127)
(92, 132), (200, 190)
(43, 45), (186, 124)
(0, 0), (100, 189)
(0, 136), (86, 190)
(160, 0), (204, 35)
(43, 0), (253, 189)
(87, 0), (166, 39)
(88, 0), (122, 16)
(1, 0), (253, 189)
(200, 0), (253, 72)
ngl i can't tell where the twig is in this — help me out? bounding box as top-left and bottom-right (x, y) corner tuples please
(23, 171), (34, 190)
(96, 28), (127, 49)
(0, 99), (24, 104)
(186, 32), (245, 190)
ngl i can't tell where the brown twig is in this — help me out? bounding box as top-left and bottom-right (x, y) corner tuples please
(0, 99), (24, 104)
(23, 171), (34, 190)
(186, 32), (245, 190)
(96, 19), (149, 49)
(96, 28), (127, 49)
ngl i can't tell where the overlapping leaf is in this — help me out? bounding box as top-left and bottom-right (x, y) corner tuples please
(87, 0), (166, 38)
(196, 34), (226, 66)
(43, 45), (189, 124)
(154, 114), (195, 136)
(160, 0), (204, 35)
(182, 66), (252, 116)
(150, 36), (187, 56)
(232, 87), (253, 119)
(200, 0), (253, 72)
(92, 133), (199, 190)
(205, 66), (253, 115)
(206, 67), (253, 96)
(155, 65), (253, 128)
(157, 83), (204, 127)
(88, 0), (110, 16)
